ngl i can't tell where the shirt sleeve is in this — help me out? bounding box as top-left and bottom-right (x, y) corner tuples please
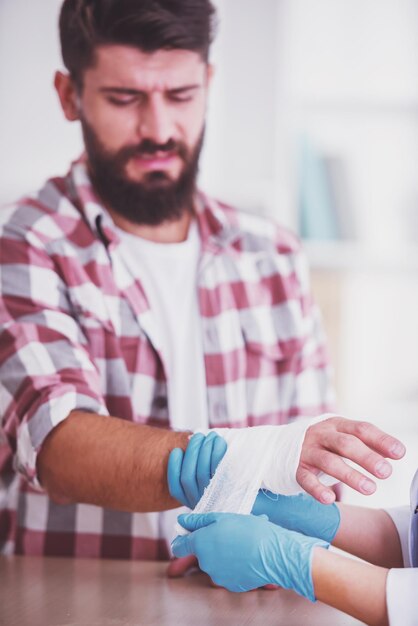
(0, 213), (108, 489)
(386, 568), (418, 626)
(384, 505), (411, 567)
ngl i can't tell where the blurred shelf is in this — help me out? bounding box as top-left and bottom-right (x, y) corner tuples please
(303, 240), (418, 272)
(292, 98), (418, 116)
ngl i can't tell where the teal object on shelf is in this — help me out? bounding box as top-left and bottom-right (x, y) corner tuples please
(298, 135), (340, 240)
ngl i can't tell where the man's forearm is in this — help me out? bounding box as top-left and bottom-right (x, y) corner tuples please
(37, 411), (191, 512)
(333, 504), (403, 568)
(312, 548), (389, 626)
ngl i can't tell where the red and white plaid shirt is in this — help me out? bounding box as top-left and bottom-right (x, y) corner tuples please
(0, 159), (334, 559)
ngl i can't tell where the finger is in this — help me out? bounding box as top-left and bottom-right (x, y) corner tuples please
(166, 555), (199, 578)
(319, 432), (394, 480)
(302, 450), (378, 496)
(177, 512), (221, 532)
(211, 435), (228, 477)
(167, 448), (190, 506)
(336, 419), (406, 460)
(196, 432), (218, 494)
(180, 433), (206, 508)
(296, 466), (336, 504)
(171, 534), (195, 558)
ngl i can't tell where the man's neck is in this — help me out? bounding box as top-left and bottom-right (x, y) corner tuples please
(107, 207), (193, 243)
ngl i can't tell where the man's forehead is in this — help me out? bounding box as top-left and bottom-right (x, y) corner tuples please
(85, 45), (207, 92)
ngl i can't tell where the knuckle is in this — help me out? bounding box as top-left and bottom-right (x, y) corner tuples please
(197, 472), (209, 492)
(171, 485), (185, 505)
(334, 433), (353, 453)
(377, 433), (394, 451)
(306, 483), (324, 501)
(318, 452), (335, 474)
(342, 466), (360, 486)
(353, 420), (373, 438)
(364, 450), (380, 469)
(297, 467), (320, 490)
(296, 465), (311, 484)
(179, 474), (193, 496)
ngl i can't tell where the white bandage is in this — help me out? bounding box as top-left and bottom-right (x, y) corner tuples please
(176, 414), (338, 535)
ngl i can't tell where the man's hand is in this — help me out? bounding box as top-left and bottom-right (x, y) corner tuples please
(168, 418), (406, 509)
(296, 416), (406, 503)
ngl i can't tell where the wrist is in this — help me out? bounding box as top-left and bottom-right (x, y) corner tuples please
(270, 527), (328, 603)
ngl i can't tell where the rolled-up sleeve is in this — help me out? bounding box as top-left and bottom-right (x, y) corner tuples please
(386, 568), (418, 626)
(0, 218), (108, 489)
(384, 505), (412, 567)
(384, 505), (417, 625)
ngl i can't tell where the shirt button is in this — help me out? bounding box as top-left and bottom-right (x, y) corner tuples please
(154, 396), (168, 410)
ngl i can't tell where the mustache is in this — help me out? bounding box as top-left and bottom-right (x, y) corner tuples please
(118, 139), (189, 162)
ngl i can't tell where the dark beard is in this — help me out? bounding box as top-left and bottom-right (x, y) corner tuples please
(81, 118), (204, 226)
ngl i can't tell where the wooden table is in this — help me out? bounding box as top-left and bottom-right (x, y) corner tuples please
(0, 556), (365, 625)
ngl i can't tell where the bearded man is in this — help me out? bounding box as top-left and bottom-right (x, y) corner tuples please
(0, 0), (404, 563)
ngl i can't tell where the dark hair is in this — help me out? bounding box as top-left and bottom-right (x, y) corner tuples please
(59, 0), (217, 88)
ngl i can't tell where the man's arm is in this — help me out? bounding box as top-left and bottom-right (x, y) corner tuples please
(37, 410), (191, 512)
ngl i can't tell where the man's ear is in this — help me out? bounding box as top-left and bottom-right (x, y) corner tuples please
(54, 71), (80, 121)
(206, 63), (215, 88)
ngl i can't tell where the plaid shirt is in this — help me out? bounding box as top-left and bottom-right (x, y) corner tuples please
(0, 159), (334, 559)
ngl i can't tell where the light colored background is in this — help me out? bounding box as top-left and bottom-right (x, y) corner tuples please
(0, 0), (417, 508)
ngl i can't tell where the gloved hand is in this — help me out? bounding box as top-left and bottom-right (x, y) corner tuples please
(167, 432), (228, 509)
(172, 512), (328, 601)
(252, 490), (340, 543)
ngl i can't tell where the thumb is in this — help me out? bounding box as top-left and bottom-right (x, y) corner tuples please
(177, 512), (221, 532)
(171, 534), (195, 558)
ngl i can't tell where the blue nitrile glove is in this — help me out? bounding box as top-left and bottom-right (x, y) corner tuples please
(167, 432), (228, 509)
(172, 512), (328, 601)
(252, 491), (341, 543)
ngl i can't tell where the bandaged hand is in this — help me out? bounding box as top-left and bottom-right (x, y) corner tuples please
(168, 416), (406, 512)
(172, 512), (328, 600)
(168, 436), (340, 542)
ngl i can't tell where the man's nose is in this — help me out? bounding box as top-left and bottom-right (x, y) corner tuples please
(138, 96), (174, 146)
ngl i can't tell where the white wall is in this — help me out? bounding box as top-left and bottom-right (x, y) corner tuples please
(0, 0), (83, 203)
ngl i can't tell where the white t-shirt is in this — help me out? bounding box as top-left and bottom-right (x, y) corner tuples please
(116, 220), (209, 432)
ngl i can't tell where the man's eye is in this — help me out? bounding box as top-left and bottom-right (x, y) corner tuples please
(107, 97), (137, 106)
(169, 93), (194, 103)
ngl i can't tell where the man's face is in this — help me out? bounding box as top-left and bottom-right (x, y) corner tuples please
(73, 46), (210, 224)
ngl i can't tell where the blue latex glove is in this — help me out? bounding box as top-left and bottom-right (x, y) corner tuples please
(252, 490), (341, 543)
(167, 432), (228, 509)
(172, 512), (328, 601)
